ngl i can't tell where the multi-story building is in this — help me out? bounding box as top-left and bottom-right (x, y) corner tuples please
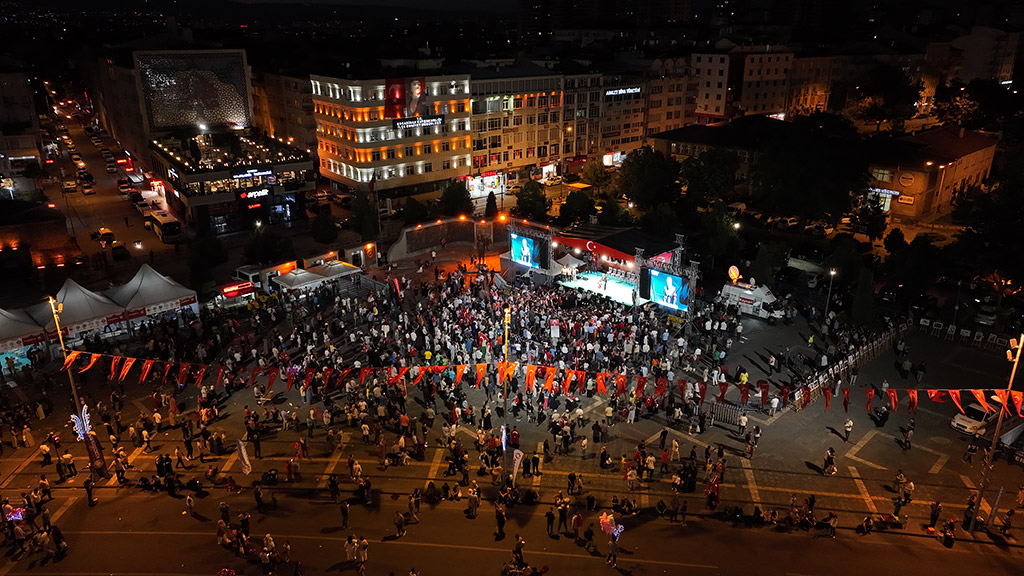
(468, 63), (565, 190)
(310, 71), (473, 196)
(691, 40), (793, 123)
(786, 55), (833, 117)
(598, 74), (647, 165)
(562, 71), (604, 168)
(251, 70), (317, 154)
(0, 70), (41, 175)
(644, 57), (696, 136)
(926, 26), (1019, 86)
(149, 130), (314, 235)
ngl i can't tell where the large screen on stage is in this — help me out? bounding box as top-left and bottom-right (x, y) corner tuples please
(643, 269), (689, 310)
(510, 233), (540, 268)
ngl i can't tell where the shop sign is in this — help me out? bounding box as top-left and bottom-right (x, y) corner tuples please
(868, 186), (900, 197)
(605, 87), (641, 97)
(239, 189), (270, 199)
(896, 195), (915, 205)
(233, 168), (273, 179)
(392, 115), (444, 130)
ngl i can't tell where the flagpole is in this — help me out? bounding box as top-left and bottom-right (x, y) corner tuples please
(49, 296), (83, 411)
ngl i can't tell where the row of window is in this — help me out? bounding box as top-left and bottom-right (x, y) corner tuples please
(316, 119), (471, 142)
(319, 139), (470, 163)
(321, 156), (469, 181)
(471, 144), (561, 168)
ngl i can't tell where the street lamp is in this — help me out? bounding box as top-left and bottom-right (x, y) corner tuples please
(48, 296), (83, 411)
(732, 222), (740, 230)
(952, 279), (962, 327)
(823, 269), (837, 328)
(970, 333), (1023, 533)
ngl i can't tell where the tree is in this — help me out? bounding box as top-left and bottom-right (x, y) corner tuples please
(187, 231), (228, 295)
(580, 161), (612, 190)
(514, 181), (551, 221)
(850, 268), (877, 325)
(757, 113), (868, 220)
(612, 146), (681, 209)
(310, 212), (339, 244)
(850, 63), (923, 131)
(642, 203), (678, 241)
(748, 242), (788, 286)
(560, 189), (596, 225)
(826, 235), (865, 281)
(350, 191), (379, 240)
(403, 197), (429, 225)
(597, 199), (631, 226)
(679, 148), (740, 206)
(950, 179), (1024, 286)
(439, 180), (474, 217)
(883, 228), (907, 255)
(484, 191), (498, 217)
(243, 227), (295, 266)
(697, 206), (739, 268)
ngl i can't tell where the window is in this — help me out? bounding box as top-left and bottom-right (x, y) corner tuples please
(423, 163), (432, 173)
(386, 149), (396, 159)
(514, 98), (523, 109)
(538, 95), (549, 107)
(513, 116), (524, 126)
(872, 168), (893, 182)
(458, 102), (467, 113)
(371, 151), (381, 161)
(442, 160), (451, 170)
(442, 142), (450, 152)
(526, 96), (536, 106)
(405, 146), (414, 157)
(404, 166), (415, 176)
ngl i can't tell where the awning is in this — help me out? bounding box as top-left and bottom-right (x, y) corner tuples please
(306, 260), (361, 281)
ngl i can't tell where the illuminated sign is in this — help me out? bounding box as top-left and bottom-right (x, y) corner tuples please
(604, 87), (641, 97)
(868, 186), (900, 197)
(233, 168), (273, 179)
(221, 281), (254, 298)
(247, 203), (261, 210)
(168, 168), (179, 180)
(239, 189), (270, 199)
(392, 115), (445, 131)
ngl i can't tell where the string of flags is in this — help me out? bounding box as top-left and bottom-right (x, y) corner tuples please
(58, 349), (1023, 418)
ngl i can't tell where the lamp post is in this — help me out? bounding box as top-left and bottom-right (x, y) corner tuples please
(48, 296), (82, 411)
(952, 279), (962, 327)
(503, 306), (511, 473)
(970, 333), (1023, 533)
(823, 268), (837, 328)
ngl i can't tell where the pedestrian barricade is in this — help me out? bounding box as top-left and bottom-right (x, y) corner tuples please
(919, 318), (931, 332)
(930, 322), (944, 338)
(945, 325), (956, 342)
(985, 333), (997, 350)
(959, 328), (972, 343)
(710, 401), (740, 426)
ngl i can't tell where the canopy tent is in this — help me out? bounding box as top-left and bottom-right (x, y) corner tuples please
(27, 279), (126, 337)
(272, 269), (327, 291)
(306, 260), (361, 281)
(0, 308), (46, 353)
(555, 254), (585, 269)
(103, 264), (199, 319)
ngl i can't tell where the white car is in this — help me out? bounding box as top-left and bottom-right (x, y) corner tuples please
(135, 201), (155, 215)
(950, 403), (998, 436)
(70, 153), (85, 168)
(118, 183), (134, 194)
(975, 305), (998, 326)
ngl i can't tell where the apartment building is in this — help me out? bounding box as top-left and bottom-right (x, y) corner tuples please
(599, 74), (647, 165)
(251, 71), (317, 153)
(310, 72), (473, 195)
(691, 40), (793, 123)
(786, 55), (833, 117)
(562, 72), (604, 167)
(645, 57), (696, 135)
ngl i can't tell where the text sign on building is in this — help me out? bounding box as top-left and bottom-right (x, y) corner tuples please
(867, 186), (900, 197)
(233, 168), (273, 179)
(392, 115), (445, 131)
(239, 188), (270, 199)
(604, 87), (641, 97)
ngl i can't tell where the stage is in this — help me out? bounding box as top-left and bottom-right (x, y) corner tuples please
(558, 270), (647, 306)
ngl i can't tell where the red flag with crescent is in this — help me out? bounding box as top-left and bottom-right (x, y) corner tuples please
(615, 374), (626, 397)
(195, 365), (207, 387)
(455, 365), (466, 386)
(337, 368), (352, 388)
(162, 361), (173, 383)
(636, 376), (647, 397)
(79, 353), (100, 373)
(908, 389), (918, 414)
(655, 377), (667, 397)
(118, 357), (136, 381)
(865, 389), (875, 412)
(214, 366), (224, 389)
(286, 369), (295, 392)
(60, 350), (82, 372)
(759, 380), (770, 407)
(927, 390), (946, 403)
(359, 367), (372, 385)
(739, 382), (749, 405)
(596, 372), (606, 396)
(109, 356), (122, 380)
(994, 390), (1011, 415)
(824, 388), (830, 410)
(248, 365), (260, 388)
(389, 367), (409, 385)
(780, 385), (790, 407)
(801, 386), (811, 408)
(303, 367), (315, 389)
(1011, 390), (1023, 417)
(698, 381), (708, 404)
(139, 359), (155, 383)
(526, 365), (538, 391)
(887, 389), (898, 411)
(475, 363), (486, 387)
(679, 379), (688, 399)
(265, 368), (276, 390)
(175, 362), (190, 384)
(718, 382), (729, 403)
(842, 388), (850, 412)
(564, 369), (575, 393)
(971, 389), (993, 413)
(323, 368), (335, 388)
(544, 367), (556, 393)
(411, 368), (427, 388)
(949, 389), (965, 414)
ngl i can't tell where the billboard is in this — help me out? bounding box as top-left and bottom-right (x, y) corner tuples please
(385, 77), (429, 119)
(643, 269), (689, 311)
(135, 50), (251, 131)
(510, 233), (540, 268)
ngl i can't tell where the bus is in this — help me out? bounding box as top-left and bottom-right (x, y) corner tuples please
(146, 210), (183, 243)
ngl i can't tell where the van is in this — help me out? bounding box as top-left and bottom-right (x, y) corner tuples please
(950, 403), (999, 436)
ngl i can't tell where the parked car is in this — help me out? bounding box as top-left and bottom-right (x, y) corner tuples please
(975, 305), (998, 326)
(950, 403), (999, 436)
(508, 185), (522, 195)
(110, 242), (131, 261)
(95, 227), (115, 246)
(127, 191), (144, 203)
(70, 153), (85, 168)
(81, 182), (95, 195)
(544, 176), (562, 187)
(135, 201), (155, 215)
(118, 183), (134, 194)
(106, 163), (117, 173)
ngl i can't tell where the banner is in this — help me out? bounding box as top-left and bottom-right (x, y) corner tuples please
(60, 351), (82, 372)
(286, 369), (295, 392)
(475, 363), (486, 387)
(564, 370), (575, 393)
(927, 390), (946, 403)
(139, 359), (155, 383)
(842, 388), (850, 413)
(908, 389), (918, 414)
(739, 382), (748, 405)
(824, 389), (830, 410)
(866, 389), (874, 412)
(237, 439), (253, 476)
(801, 386), (811, 409)
(195, 365), (207, 387)
(759, 380), (769, 407)
(698, 381), (708, 405)
(78, 353), (100, 373)
(337, 368), (352, 388)
(214, 366), (225, 389)
(266, 368), (276, 390)
(109, 356), (122, 380)
(162, 361), (173, 383)
(596, 373), (606, 397)
(655, 377), (667, 398)
(887, 389), (898, 411)
(544, 367), (556, 393)
(118, 357), (136, 381)
(323, 367), (335, 388)
(178, 363), (191, 385)
(971, 389), (993, 413)
(525, 365), (538, 391)
(511, 449), (524, 488)
(304, 368), (316, 389)
(780, 385), (789, 407)
(718, 382), (729, 403)
(359, 367), (372, 385)
(994, 390), (1011, 416)
(1011, 390), (1024, 418)
(455, 365), (466, 386)
(949, 389), (964, 414)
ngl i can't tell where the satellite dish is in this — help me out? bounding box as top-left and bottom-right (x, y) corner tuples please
(749, 277), (757, 286)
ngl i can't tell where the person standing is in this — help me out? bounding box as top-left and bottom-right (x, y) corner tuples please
(544, 507), (555, 536)
(928, 501), (942, 529)
(394, 511), (406, 537)
(495, 503), (506, 538)
(843, 418), (854, 442)
(737, 413), (748, 435)
(254, 484), (266, 513)
(84, 477), (96, 506)
(606, 537), (618, 567)
(903, 427), (914, 451)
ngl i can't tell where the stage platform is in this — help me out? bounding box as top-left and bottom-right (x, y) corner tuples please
(558, 271), (647, 306)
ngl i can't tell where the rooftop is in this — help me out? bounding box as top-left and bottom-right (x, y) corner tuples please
(897, 126), (999, 161)
(649, 115), (790, 150)
(150, 129), (310, 175)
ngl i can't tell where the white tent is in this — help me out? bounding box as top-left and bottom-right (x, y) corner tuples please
(555, 254), (585, 268)
(103, 264), (198, 319)
(272, 269), (327, 291)
(0, 308), (45, 353)
(27, 279), (126, 337)
(306, 260), (361, 281)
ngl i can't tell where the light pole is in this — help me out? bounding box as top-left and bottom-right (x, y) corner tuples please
(823, 268), (837, 327)
(48, 296), (83, 410)
(952, 279), (962, 327)
(970, 333), (1023, 533)
(503, 306), (511, 474)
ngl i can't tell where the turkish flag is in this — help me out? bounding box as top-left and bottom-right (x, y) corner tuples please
(323, 368), (335, 388)
(866, 389), (875, 412)
(79, 353), (100, 373)
(162, 361), (173, 383)
(927, 390), (946, 403)
(655, 377), (667, 397)
(544, 367), (556, 393)
(615, 374), (626, 397)
(1010, 390), (1023, 417)
(739, 382), (749, 405)
(780, 385), (790, 407)
(824, 389), (830, 410)
(908, 390), (918, 414)
(718, 382), (729, 403)
(887, 389), (898, 411)
(304, 368), (316, 389)
(637, 377), (647, 397)
(526, 365), (538, 391)
(475, 363), (486, 387)
(179, 363), (191, 385)
(949, 389), (965, 414)
(564, 369), (575, 392)
(411, 368), (426, 387)
(801, 386), (811, 408)
(265, 368), (276, 390)
(759, 380), (769, 407)
(359, 367), (372, 385)
(60, 350), (82, 371)
(109, 356), (122, 380)
(139, 359), (155, 383)
(214, 366), (225, 389)
(286, 370), (295, 392)
(119, 357), (136, 381)
(971, 389), (993, 413)
(388, 367), (409, 385)
(994, 390), (1011, 415)
(679, 379), (688, 399)
(596, 373), (607, 396)
(497, 361), (507, 384)
(249, 365), (260, 388)
(195, 365), (207, 387)
(577, 370), (587, 395)
(455, 365), (466, 386)
(337, 368), (352, 388)
(842, 388), (850, 413)
(698, 381), (708, 405)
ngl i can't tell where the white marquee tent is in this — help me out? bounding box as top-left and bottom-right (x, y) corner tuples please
(0, 308), (46, 353)
(104, 264), (198, 319)
(27, 279), (126, 337)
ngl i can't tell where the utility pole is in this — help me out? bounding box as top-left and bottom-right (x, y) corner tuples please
(970, 333), (1023, 533)
(503, 306), (511, 474)
(48, 296), (82, 410)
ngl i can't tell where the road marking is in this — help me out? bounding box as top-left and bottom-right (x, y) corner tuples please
(0, 450), (36, 489)
(318, 450), (345, 488)
(220, 451), (239, 473)
(849, 466), (878, 514)
(843, 429), (887, 470)
(928, 455), (949, 475)
(533, 441), (544, 487)
(50, 496), (79, 523)
(740, 458), (760, 505)
(959, 474), (990, 514)
(424, 448), (444, 489)
(846, 454), (887, 470)
(106, 446), (145, 486)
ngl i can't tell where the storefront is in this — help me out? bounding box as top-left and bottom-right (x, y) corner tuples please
(602, 151), (628, 167)
(866, 186), (900, 212)
(464, 171), (507, 199)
